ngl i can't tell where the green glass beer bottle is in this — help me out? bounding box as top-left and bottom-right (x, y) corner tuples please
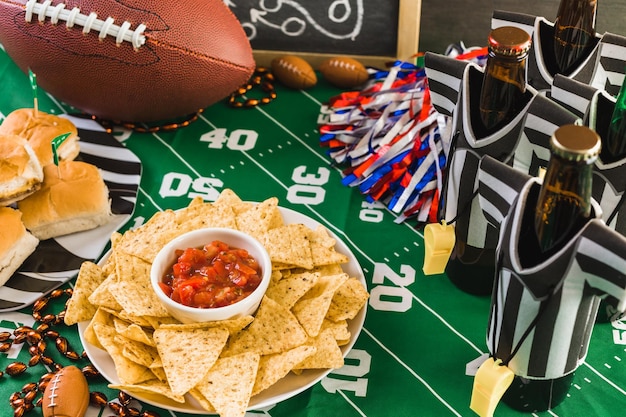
(507, 125), (600, 411)
(478, 26), (531, 136)
(601, 77), (626, 163)
(553, 0), (597, 74)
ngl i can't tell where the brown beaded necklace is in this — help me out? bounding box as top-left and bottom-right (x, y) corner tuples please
(228, 67), (277, 108)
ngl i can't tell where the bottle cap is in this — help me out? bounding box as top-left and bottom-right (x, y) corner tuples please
(551, 124), (601, 162)
(488, 26), (532, 56)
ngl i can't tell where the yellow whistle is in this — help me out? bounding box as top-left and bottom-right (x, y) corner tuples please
(422, 221), (455, 275)
(470, 357), (515, 417)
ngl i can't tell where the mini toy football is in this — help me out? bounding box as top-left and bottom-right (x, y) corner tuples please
(271, 55), (317, 90)
(319, 56), (369, 89)
(41, 366), (89, 417)
(0, 0), (255, 123)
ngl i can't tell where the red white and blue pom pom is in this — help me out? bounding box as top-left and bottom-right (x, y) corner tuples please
(318, 46), (488, 225)
(319, 59), (444, 224)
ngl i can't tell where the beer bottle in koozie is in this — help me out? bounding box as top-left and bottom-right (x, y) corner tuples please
(553, 0), (597, 74)
(505, 124), (600, 411)
(534, 124), (598, 258)
(444, 27), (531, 296)
(601, 77), (626, 163)
(478, 26), (531, 136)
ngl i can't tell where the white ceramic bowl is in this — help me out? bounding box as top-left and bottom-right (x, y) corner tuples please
(150, 227), (272, 323)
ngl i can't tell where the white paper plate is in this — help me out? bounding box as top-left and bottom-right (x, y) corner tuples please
(78, 206), (367, 413)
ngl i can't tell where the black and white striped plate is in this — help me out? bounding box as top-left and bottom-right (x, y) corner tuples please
(0, 115), (141, 311)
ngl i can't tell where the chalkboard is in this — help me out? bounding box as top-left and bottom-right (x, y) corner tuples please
(226, 0), (421, 68)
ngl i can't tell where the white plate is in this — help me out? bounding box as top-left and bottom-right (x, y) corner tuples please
(78, 206), (367, 413)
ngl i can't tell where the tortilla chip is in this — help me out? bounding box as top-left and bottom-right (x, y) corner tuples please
(271, 261), (298, 271)
(117, 336), (160, 368)
(234, 197), (283, 239)
(159, 315), (253, 336)
(109, 280), (170, 318)
(113, 318), (155, 346)
(194, 352), (260, 417)
(100, 232), (120, 276)
(93, 323), (154, 385)
(88, 274), (122, 310)
(293, 329), (344, 370)
(320, 319), (351, 345)
(149, 366), (167, 382)
(291, 273), (349, 337)
(261, 224), (313, 269)
(214, 188), (252, 214)
(174, 199), (237, 232)
(252, 345), (316, 396)
(64, 261), (105, 325)
(108, 379), (186, 403)
(113, 250), (151, 284)
(153, 327), (229, 396)
(309, 226), (350, 266)
(142, 315), (180, 329)
(308, 264), (345, 276)
(224, 296), (307, 356)
(264, 271), (319, 309)
(101, 307), (153, 328)
(83, 307), (114, 350)
(189, 388), (216, 412)
(116, 209), (178, 262)
(326, 277), (369, 322)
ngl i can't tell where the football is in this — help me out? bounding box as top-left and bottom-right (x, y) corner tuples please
(41, 366), (89, 417)
(319, 56), (369, 89)
(0, 0), (255, 123)
(271, 55), (317, 90)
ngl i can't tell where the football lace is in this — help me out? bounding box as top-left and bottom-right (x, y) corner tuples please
(24, 0), (146, 49)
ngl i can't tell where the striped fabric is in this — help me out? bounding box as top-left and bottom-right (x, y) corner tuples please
(424, 53), (532, 250)
(492, 10), (626, 97)
(513, 93), (580, 177)
(478, 157), (626, 379)
(550, 76), (626, 235)
(0, 116), (141, 311)
(551, 74), (599, 118)
(588, 91), (626, 235)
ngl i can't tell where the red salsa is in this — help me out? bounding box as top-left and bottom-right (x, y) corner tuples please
(159, 240), (262, 308)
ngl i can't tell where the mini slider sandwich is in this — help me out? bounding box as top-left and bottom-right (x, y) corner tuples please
(17, 160), (112, 240)
(0, 207), (38, 286)
(0, 109), (80, 166)
(0, 133), (44, 206)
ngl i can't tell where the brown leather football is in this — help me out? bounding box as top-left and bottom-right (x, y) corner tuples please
(271, 55), (317, 90)
(0, 0), (255, 123)
(319, 56), (369, 89)
(41, 366), (89, 417)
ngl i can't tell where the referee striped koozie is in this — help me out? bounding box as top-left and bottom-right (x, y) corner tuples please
(478, 155), (626, 380)
(491, 10), (626, 96)
(550, 75), (626, 239)
(424, 52), (533, 293)
(512, 93), (580, 177)
(551, 75), (626, 320)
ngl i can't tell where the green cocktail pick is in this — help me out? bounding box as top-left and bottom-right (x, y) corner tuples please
(51, 132), (71, 167)
(29, 68), (39, 117)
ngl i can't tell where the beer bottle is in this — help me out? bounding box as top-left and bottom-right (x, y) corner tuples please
(506, 124), (600, 411)
(478, 26), (531, 136)
(601, 77), (626, 163)
(535, 124), (598, 256)
(553, 0), (597, 74)
(444, 27), (531, 297)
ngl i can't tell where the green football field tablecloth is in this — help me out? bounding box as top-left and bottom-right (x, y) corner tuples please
(0, 47), (625, 417)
